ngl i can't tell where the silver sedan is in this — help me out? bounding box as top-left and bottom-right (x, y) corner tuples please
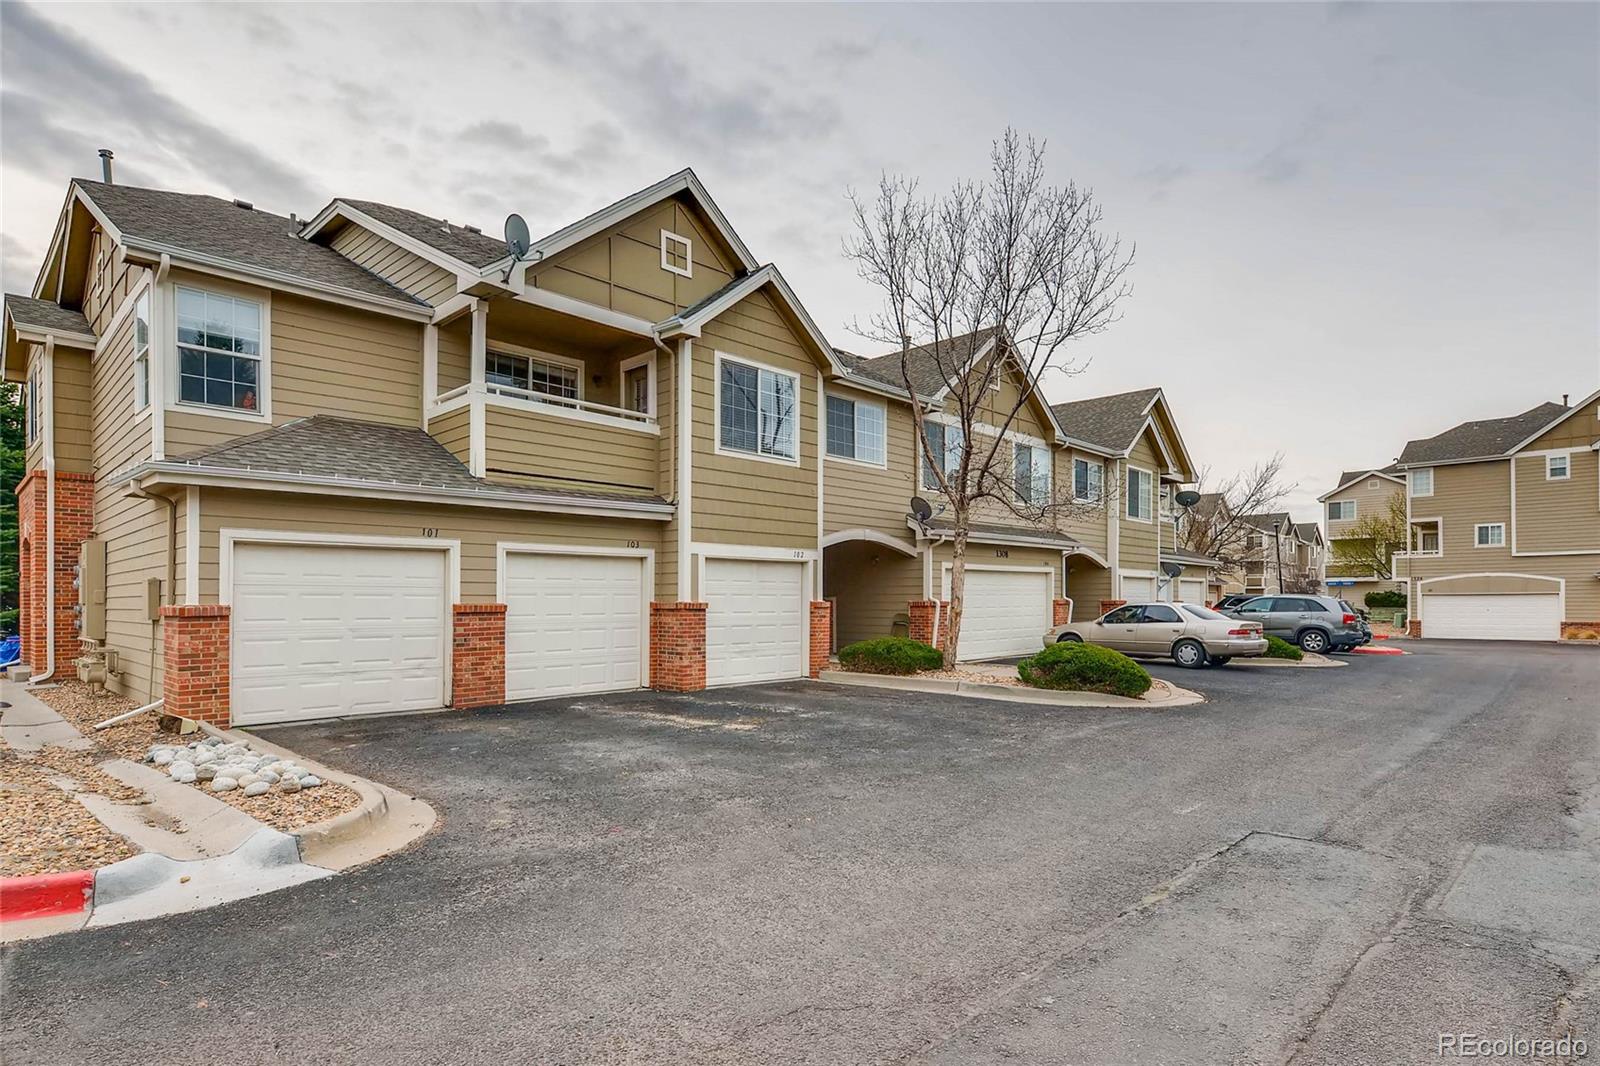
(1042, 601), (1268, 668)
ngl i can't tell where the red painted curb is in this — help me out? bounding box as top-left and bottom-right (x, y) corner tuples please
(1349, 645), (1405, 656)
(1372, 633), (1392, 640)
(0, 870), (94, 922)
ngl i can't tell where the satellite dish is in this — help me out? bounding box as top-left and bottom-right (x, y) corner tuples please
(909, 496), (933, 523)
(1161, 561), (1185, 578)
(504, 213), (531, 261)
(1175, 490), (1202, 509)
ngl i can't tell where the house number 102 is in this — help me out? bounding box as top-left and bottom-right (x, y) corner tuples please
(994, 549), (1010, 558)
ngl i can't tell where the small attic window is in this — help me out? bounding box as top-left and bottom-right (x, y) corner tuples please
(660, 230), (692, 278)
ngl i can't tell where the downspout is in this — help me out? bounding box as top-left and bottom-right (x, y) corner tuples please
(128, 483), (178, 704)
(29, 336), (58, 684)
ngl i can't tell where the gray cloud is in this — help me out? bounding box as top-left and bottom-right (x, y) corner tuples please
(0, 1), (316, 207)
(1, 233), (40, 295)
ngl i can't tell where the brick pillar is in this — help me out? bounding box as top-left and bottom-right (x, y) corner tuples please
(907, 600), (953, 653)
(452, 604), (506, 709)
(1052, 598), (1072, 626)
(161, 605), (230, 725)
(15, 470), (95, 673)
(1406, 618), (1422, 638)
(809, 601), (833, 678)
(1099, 599), (1127, 617)
(651, 602), (707, 692)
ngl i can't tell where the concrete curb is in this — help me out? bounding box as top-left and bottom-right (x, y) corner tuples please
(817, 670), (1204, 709)
(0, 869), (94, 921)
(1223, 652), (1346, 669)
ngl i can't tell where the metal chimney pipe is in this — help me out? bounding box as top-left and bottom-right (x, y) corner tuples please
(98, 149), (115, 184)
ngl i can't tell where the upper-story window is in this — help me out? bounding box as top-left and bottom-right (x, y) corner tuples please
(177, 285), (264, 413)
(1475, 523), (1505, 548)
(1409, 467), (1433, 497)
(718, 353), (797, 462)
(1159, 484), (1173, 520)
(1013, 442), (1051, 504)
(25, 367), (38, 444)
(1328, 500), (1356, 521)
(1073, 458), (1104, 502)
(1126, 466), (1154, 521)
(487, 350), (579, 400)
(660, 231), (693, 278)
(825, 394), (886, 466)
(1546, 454), (1570, 480)
(133, 290), (151, 411)
(921, 420), (965, 490)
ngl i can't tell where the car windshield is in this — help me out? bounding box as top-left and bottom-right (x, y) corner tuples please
(1179, 604), (1226, 621)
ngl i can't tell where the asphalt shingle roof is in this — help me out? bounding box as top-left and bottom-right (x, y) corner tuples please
(921, 519), (1082, 549)
(1335, 464), (1401, 488)
(166, 415), (669, 507)
(4, 295), (94, 337)
(1049, 388), (1161, 454)
(1162, 546), (1222, 568)
(336, 199), (510, 269)
(75, 181), (422, 307)
(1398, 403), (1569, 465)
(1241, 511), (1292, 531)
(1293, 522), (1322, 543)
(847, 328), (1000, 396)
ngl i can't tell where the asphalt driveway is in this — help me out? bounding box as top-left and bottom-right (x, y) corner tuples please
(4, 641), (1598, 1064)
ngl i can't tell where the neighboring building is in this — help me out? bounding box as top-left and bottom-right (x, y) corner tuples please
(4, 166), (1217, 727)
(1394, 393), (1600, 641)
(1317, 466), (1407, 607)
(1290, 522), (1326, 592)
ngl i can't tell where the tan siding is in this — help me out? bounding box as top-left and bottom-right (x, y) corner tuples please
(330, 224), (457, 306)
(1325, 475), (1405, 546)
(82, 228), (144, 337)
(437, 319), (470, 392)
(823, 542), (922, 646)
(1055, 448), (1112, 555)
(1064, 556), (1114, 613)
(656, 347), (679, 602)
(427, 408), (471, 466)
(52, 350), (94, 474)
(195, 490), (663, 604)
(1525, 396), (1600, 451)
(483, 405), (659, 496)
(822, 384), (917, 536)
(1514, 450), (1600, 553)
(692, 291), (819, 549)
(1118, 433), (1163, 573)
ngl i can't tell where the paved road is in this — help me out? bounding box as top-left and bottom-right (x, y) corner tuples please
(4, 641), (1597, 1064)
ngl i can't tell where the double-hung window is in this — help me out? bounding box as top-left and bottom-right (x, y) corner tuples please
(486, 350), (580, 400)
(921, 420), (965, 490)
(1327, 500), (1355, 521)
(1547, 454), (1570, 480)
(1475, 523), (1505, 547)
(133, 290), (151, 411)
(718, 355), (797, 461)
(1409, 467), (1433, 497)
(177, 286), (263, 413)
(825, 394), (886, 465)
(1013, 442), (1051, 504)
(1126, 467), (1154, 521)
(1073, 458), (1104, 502)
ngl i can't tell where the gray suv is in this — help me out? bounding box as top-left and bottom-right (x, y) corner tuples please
(1222, 595), (1370, 654)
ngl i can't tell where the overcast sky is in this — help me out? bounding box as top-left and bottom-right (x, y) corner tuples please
(3, 1), (1596, 518)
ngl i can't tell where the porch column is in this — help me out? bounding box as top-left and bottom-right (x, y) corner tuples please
(468, 300), (487, 476)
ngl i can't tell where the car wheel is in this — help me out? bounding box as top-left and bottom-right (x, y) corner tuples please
(1298, 629), (1330, 654)
(1172, 639), (1208, 669)
(1056, 633), (1084, 643)
(1210, 656), (1232, 666)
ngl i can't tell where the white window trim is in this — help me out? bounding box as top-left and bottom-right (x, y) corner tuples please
(486, 342), (584, 401)
(167, 278), (272, 424)
(712, 349), (802, 467)
(919, 417), (966, 490)
(1126, 464), (1154, 523)
(823, 391), (889, 470)
(660, 230), (693, 279)
(1409, 467), (1434, 498)
(1073, 457), (1105, 504)
(1013, 440), (1051, 504)
(618, 351), (656, 417)
(1474, 522), (1506, 548)
(1327, 499), (1356, 521)
(25, 366), (38, 445)
(1546, 453), (1570, 480)
(133, 289), (151, 414)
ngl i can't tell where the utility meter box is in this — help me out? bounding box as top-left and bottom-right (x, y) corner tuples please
(78, 538), (106, 641)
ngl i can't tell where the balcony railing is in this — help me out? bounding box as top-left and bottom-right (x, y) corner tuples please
(434, 382), (657, 433)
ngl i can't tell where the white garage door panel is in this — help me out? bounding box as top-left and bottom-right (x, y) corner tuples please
(944, 568), (1052, 661)
(504, 552), (644, 700)
(1426, 593), (1559, 642)
(1121, 576), (1155, 603)
(1179, 578), (1207, 604)
(705, 559), (805, 685)
(232, 543), (447, 726)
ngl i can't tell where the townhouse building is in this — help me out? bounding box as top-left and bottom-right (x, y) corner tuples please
(1394, 394), (1600, 641)
(5, 166), (1217, 727)
(1317, 466), (1406, 606)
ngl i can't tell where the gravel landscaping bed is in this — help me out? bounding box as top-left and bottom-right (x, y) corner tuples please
(0, 747), (139, 877)
(920, 667), (1025, 687)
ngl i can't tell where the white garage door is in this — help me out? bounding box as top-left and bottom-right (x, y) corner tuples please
(231, 543), (447, 726)
(704, 558), (806, 685)
(1425, 593), (1559, 642)
(1179, 578), (1207, 604)
(944, 568), (1052, 661)
(1120, 575), (1156, 603)
(504, 551), (645, 700)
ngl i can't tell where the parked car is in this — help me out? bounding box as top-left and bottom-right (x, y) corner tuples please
(1043, 602), (1268, 669)
(1213, 593), (1259, 612)
(1220, 595), (1371, 653)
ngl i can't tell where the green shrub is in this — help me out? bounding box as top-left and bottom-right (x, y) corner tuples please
(1364, 589), (1407, 609)
(1264, 635), (1304, 660)
(1016, 641), (1152, 698)
(838, 636), (944, 675)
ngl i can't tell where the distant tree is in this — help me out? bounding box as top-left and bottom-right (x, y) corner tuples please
(845, 130), (1134, 659)
(1329, 493), (1408, 580)
(1179, 455), (1293, 576)
(1, 381), (23, 635)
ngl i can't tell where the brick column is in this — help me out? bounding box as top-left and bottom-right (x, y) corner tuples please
(452, 604), (506, 709)
(1406, 619), (1422, 639)
(1052, 598), (1073, 626)
(15, 470), (95, 673)
(907, 600), (952, 654)
(1099, 599), (1127, 617)
(809, 601), (833, 678)
(650, 602), (707, 692)
(161, 605), (230, 725)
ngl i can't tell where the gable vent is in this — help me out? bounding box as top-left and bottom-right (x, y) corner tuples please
(232, 198), (254, 210)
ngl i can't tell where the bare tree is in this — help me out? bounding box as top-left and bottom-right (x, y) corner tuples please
(1179, 455), (1294, 580)
(1329, 493), (1407, 580)
(844, 131), (1133, 659)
